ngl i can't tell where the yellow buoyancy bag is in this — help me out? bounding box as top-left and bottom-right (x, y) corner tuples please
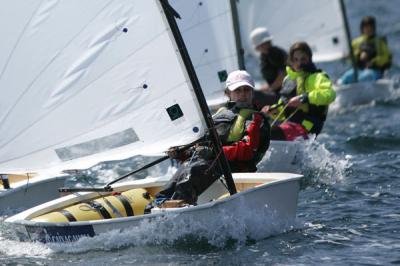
(31, 188), (152, 223)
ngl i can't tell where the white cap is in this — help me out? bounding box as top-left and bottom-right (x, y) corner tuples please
(225, 70), (255, 91)
(250, 27), (273, 48)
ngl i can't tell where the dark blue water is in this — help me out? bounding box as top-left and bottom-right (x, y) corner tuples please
(1, 0), (400, 265)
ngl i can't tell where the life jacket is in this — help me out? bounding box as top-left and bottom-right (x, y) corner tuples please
(213, 103), (269, 172)
(279, 65), (331, 134)
(353, 35), (392, 70)
(213, 104), (256, 144)
(359, 40), (377, 60)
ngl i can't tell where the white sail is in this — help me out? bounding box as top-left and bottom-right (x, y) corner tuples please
(0, 0), (206, 174)
(237, 0), (349, 62)
(171, 0), (240, 105)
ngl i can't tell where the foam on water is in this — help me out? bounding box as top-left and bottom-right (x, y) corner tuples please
(0, 216), (52, 258)
(42, 200), (299, 254)
(0, 236), (52, 258)
(259, 136), (350, 185)
(298, 136), (350, 184)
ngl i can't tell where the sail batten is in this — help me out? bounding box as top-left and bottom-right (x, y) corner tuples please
(0, 0), (207, 174)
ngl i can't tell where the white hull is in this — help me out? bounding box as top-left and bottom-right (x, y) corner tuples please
(6, 173), (301, 243)
(0, 174), (68, 214)
(333, 79), (398, 108)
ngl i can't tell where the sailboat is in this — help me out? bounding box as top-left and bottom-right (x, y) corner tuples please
(236, 0), (399, 109)
(5, 0), (301, 243)
(170, 0), (305, 172)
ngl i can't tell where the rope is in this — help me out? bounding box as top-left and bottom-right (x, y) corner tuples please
(282, 107), (300, 124)
(270, 102), (290, 127)
(204, 148), (229, 191)
(270, 101), (302, 127)
(205, 149), (222, 175)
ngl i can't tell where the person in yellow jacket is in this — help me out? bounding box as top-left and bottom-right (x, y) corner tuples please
(339, 16), (392, 84)
(262, 42), (336, 140)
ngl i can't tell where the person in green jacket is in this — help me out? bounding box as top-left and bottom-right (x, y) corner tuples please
(261, 42), (336, 140)
(338, 16), (392, 84)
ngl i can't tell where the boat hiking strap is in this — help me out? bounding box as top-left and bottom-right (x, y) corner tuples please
(102, 196), (123, 218)
(115, 194), (134, 216)
(58, 209), (77, 222)
(89, 201), (112, 219)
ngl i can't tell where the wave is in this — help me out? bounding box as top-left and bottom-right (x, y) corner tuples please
(346, 135), (400, 153)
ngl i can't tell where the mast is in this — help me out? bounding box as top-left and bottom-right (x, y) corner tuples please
(339, 0), (358, 81)
(160, 0), (237, 195)
(230, 0), (246, 70)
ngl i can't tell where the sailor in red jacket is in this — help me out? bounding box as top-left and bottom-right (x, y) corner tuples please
(214, 70), (270, 172)
(153, 70), (270, 205)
